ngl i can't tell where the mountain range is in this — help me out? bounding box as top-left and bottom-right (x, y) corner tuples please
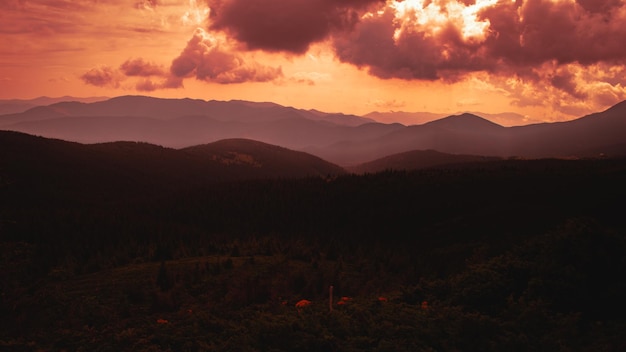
(364, 110), (540, 127)
(0, 96), (109, 115)
(2, 96), (626, 167)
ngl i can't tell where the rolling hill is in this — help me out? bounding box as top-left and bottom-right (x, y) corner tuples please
(0, 131), (345, 202)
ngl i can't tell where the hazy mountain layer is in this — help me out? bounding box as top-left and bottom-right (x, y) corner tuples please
(365, 110), (539, 127)
(2, 96), (626, 166)
(0, 96), (108, 115)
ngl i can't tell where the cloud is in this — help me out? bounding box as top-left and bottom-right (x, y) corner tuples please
(170, 28), (283, 83)
(323, 0), (626, 115)
(81, 66), (123, 88)
(135, 0), (158, 10)
(498, 0), (626, 66)
(120, 58), (166, 77)
(48, 76), (70, 83)
(82, 28), (281, 90)
(488, 62), (626, 118)
(182, 0), (210, 26)
(136, 76), (184, 91)
(330, 0), (626, 76)
(291, 71), (332, 86)
(207, 0), (383, 54)
(575, 0), (622, 14)
(83, 58), (182, 91)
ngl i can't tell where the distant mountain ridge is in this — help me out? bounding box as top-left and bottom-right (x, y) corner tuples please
(0, 96), (109, 115)
(364, 110), (540, 127)
(305, 104), (626, 165)
(2, 96), (626, 166)
(0, 95), (373, 127)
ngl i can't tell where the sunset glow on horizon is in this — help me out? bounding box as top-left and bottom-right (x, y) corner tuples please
(2, 0), (626, 121)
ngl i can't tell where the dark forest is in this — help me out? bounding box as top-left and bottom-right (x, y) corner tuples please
(2, 132), (626, 351)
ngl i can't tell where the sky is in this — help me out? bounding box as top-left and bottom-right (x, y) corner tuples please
(1, 0), (626, 121)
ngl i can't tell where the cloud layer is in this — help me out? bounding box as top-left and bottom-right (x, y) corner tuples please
(202, 0), (626, 115)
(330, 0), (626, 78)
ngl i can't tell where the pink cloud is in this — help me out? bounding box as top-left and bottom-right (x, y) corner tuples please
(170, 28), (283, 84)
(120, 58), (165, 77)
(81, 66), (122, 88)
(83, 57), (183, 91)
(136, 76), (183, 91)
(136, 78), (159, 92)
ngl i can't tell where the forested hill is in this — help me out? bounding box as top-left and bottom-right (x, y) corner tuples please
(2, 130), (626, 351)
(0, 131), (344, 201)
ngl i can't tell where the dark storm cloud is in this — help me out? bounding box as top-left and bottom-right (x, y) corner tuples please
(550, 70), (588, 100)
(207, 0), (383, 54)
(507, 0), (626, 65)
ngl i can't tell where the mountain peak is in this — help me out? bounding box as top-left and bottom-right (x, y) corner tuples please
(425, 113), (504, 131)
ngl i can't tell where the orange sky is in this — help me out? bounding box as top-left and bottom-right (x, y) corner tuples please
(1, 0), (626, 121)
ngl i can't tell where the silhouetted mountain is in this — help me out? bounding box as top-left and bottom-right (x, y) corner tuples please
(348, 149), (502, 174)
(424, 113), (504, 131)
(506, 100), (626, 157)
(0, 131), (345, 201)
(2, 132), (626, 352)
